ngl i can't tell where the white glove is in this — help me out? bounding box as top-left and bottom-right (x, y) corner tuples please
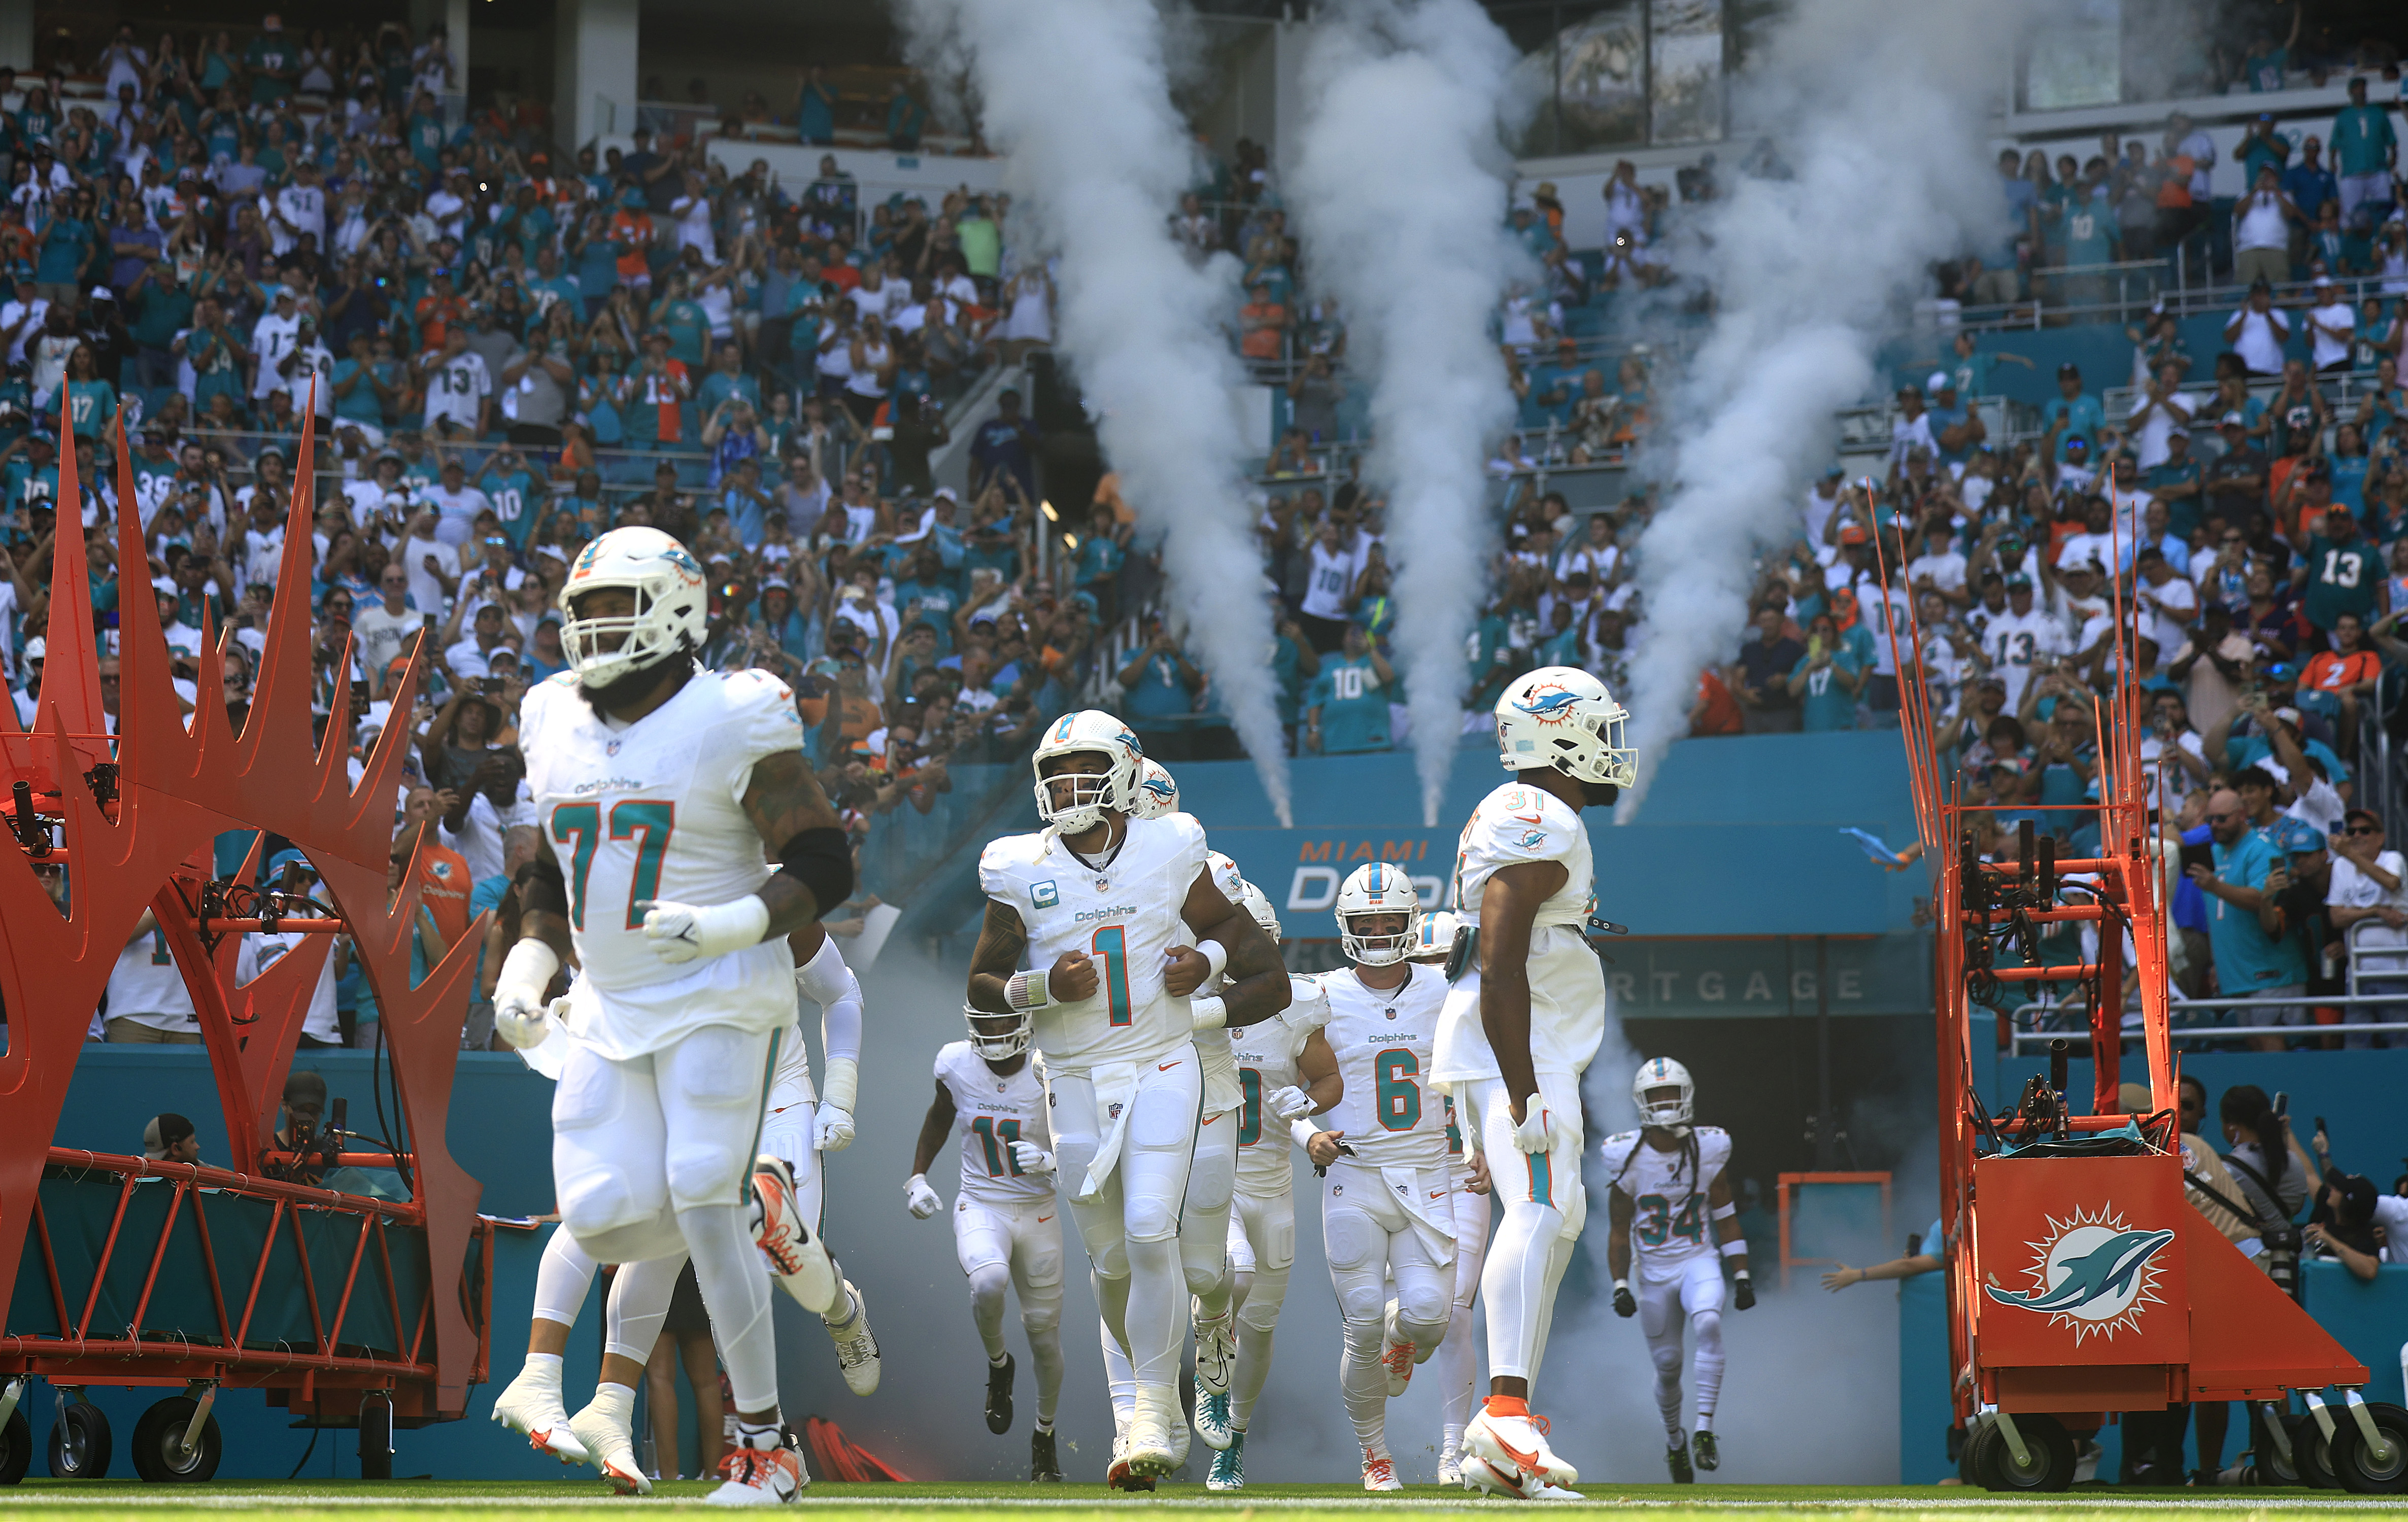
(1511, 1093), (1562, 1155)
(492, 939), (561, 1051)
(815, 1104), (856, 1153)
(905, 1174), (941, 1219)
(1010, 1140), (1057, 1176)
(636, 894), (770, 965)
(1264, 1084), (1315, 1124)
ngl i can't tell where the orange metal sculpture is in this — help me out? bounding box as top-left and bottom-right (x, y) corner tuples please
(1876, 508), (2401, 1491)
(0, 405), (493, 1479)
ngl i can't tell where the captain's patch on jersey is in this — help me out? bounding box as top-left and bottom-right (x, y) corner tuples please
(1033, 880), (1059, 908)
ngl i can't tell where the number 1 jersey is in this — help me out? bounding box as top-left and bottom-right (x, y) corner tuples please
(519, 666), (804, 1056)
(980, 812), (1210, 1073)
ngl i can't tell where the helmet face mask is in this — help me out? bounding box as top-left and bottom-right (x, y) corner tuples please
(965, 1004), (1033, 1061)
(1632, 1056), (1695, 1129)
(557, 527), (708, 691)
(1031, 710), (1144, 835)
(1337, 862), (1421, 966)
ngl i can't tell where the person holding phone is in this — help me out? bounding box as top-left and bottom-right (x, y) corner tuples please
(2188, 788), (2308, 1051)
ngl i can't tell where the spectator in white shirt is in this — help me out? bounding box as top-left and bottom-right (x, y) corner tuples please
(417, 328), (491, 438)
(423, 457), (493, 548)
(2126, 364), (2196, 470)
(248, 287), (302, 400)
(1906, 521), (1970, 607)
(1889, 384), (1938, 471)
(2232, 165), (2301, 290)
(400, 506), (462, 612)
(2224, 279), (2291, 376)
(2303, 275), (2355, 372)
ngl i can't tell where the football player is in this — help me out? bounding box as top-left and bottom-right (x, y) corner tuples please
(1308, 862), (1455, 1492)
(1412, 910), (1494, 1486)
(968, 713), (1288, 1480)
(1603, 1057), (1751, 1480)
(1434, 667), (1632, 1500)
(491, 525), (853, 1505)
(906, 1005), (1067, 1482)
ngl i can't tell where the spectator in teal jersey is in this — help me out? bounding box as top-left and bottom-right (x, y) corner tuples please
(244, 15), (298, 107)
(478, 446), (545, 551)
(1072, 505), (1128, 627)
(61, 345), (115, 443)
(31, 200), (94, 307)
(123, 259), (193, 400)
(404, 90), (447, 174)
(1788, 611), (1863, 732)
(651, 271), (712, 368)
(797, 67), (837, 146)
(2147, 426), (2205, 537)
(2241, 8), (2300, 93)
(1945, 329), (2033, 399)
(1270, 604), (1319, 752)
(2042, 363), (2105, 464)
(1116, 617), (1203, 729)
(2331, 77), (2398, 232)
(2190, 785), (2307, 1050)
(1303, 622), (1394, 755)
(886, 80), (927, 151)
(2051, 174), (2120, 313)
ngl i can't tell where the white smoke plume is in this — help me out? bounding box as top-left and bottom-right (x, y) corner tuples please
(901, 0), (1293, 823)
(1291, 0), (1523, 827)
(1614, 0), (2042, 818)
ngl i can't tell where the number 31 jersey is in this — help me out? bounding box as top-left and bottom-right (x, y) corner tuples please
(1599, 1126), (1733, 1281)
(1320, 963), (1449, 1171)
(979, 812), (1209, 1072)
(519, 667), (803, 1057)
(935, 1040), (1054, 1205)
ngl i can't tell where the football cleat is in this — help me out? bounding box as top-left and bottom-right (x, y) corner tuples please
(1465, 1398), (1578, 1489)
(705, 1441), (804, 1506)
(985, 1352), (1015, 1435)
(491, 1362), (592, 1465)
(823, 1278), (882, 1396)
(1691, 1428), (1719, 1473)
(1106, 1433), (1157, 1493)
(1171, 1409), (1192, 1470)
(1030, 1426), (1062, 1483)
(564, 1396), (650, 1495)
(1207, 1430), (1246, 1491)
(1668, 1436), (1695, 1484)
(1467, 1458), (1585, 1502)
(1193, 1386), (1233, 1451)
(1193, 1307), (1236, 1396)
(1125, 1394), (1178, 1478)
(1437, 1443), (1464, 1488)
(1363, 1449), (1402, 1492)
(751, 1157), (838, 1312)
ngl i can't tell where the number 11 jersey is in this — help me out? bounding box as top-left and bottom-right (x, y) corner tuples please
(935, 1040), (1054, 1205)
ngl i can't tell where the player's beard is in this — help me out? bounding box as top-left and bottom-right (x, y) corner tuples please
(578, 649), (692, 714)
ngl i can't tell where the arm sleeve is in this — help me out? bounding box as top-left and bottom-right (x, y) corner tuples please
(820, 966), (863, 1068)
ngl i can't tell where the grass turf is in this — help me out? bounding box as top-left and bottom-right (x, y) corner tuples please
(1, 1480), (2400, 1515)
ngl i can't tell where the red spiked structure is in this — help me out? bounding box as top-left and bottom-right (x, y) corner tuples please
(0, 401), (493, 1466)
(1876, 506), (2402, 1491)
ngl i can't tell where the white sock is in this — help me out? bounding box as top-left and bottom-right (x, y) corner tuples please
(735, 1418), (782, 1454)
(588, 1381), (635, 1428)
(824, 1282), (861, 1328)
(521, 1351), (563, 1382)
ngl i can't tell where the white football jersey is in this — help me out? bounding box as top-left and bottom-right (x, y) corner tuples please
(1231, 975), (1329, 1195)
(251, 929), (340, 1046)
(935, 1040), (1054, 1205)
(520, 667), (805, 1057)
(1320, 963), (1449, 1172)
(1598, 1125), (1734, 1281)
(1434, 780), (1605, 1084)
(1443, 1092), (1474, 1181)
(978, 813), (1210, 1071)
(106, 923), (196, 1021)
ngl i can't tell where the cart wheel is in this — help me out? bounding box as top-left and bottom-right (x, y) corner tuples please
(2328, 1403), (2408, 1495)
(1958, 1420), (1996, 1486)
(129, 1398), (221, 1484)
(1977, 1412), (2076, 1492)
(2295, 1415), (2338, 1490)
(0, 1406), (31, 1485)
(1954, 1421), (1983, 1486)
(48, 1401), (111, 1480)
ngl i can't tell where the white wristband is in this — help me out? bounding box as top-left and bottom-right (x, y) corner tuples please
(1007, 970), (1050, 1010)
(1290, 1119), (1323, 1151)
(1613, 1277), (1630, 1293)
(1190, 995), (1227, 1030)
(1199, 939), (1229, 985)
(820, 1055), (859, 1116)
(1712, 1201), (1737, 1221)
(1721, 1238), (1749, 1259)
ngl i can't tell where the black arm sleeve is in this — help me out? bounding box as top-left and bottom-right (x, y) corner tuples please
(776, 826), (854, 922)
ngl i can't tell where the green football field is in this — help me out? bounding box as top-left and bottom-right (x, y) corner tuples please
(2, 1479), (2401, 1517)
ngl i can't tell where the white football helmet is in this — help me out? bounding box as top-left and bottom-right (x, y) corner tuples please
(965, 1003), (1033, 1061)
(1130, 758), (1180, 820)
(1409, 908), (1462, 963)
(1336, 862), (1421, 967)
(1030, 709), (1145, 835)
(1234, 880), (1281, 945)
(1633, 1056), (1694, 1128)
(1496, 665), (1635, 788)
(557, 526), (710, 687)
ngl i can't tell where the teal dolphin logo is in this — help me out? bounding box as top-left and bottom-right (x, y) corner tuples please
(1513, 690), (1582, 722)
(1987, 1223), (2174, 1337)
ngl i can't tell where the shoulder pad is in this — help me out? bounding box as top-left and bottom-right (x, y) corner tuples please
(1283, 976), (1331, 1031)
(934, 1040), (971, 1078)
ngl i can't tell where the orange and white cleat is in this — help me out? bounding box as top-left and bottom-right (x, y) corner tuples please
(1464, 1395), (1578, 1490)
(705, 1441), (805, 1506)
(1362, 1448), (1403, 1492)
(491, 1361), (592, 1466)
(564, 1396), (650, 1496)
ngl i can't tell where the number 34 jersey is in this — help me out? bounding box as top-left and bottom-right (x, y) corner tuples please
(1599, 1126), (1734, 1281)
(519, 667), (803, 1057)
(935, 1040), (1054, 1205)
(1319, 963), (1449, 1171)
(979, 813), (1210, 1073)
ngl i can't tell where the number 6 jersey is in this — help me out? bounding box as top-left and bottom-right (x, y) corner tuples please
(519, 666), (804, 1057)
(979, 812), (1210, 1073)
(1598, 1126), (1733, 1281)
(935, 1040), (1054, 1204)
(1319, 963), (1449, 1171)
